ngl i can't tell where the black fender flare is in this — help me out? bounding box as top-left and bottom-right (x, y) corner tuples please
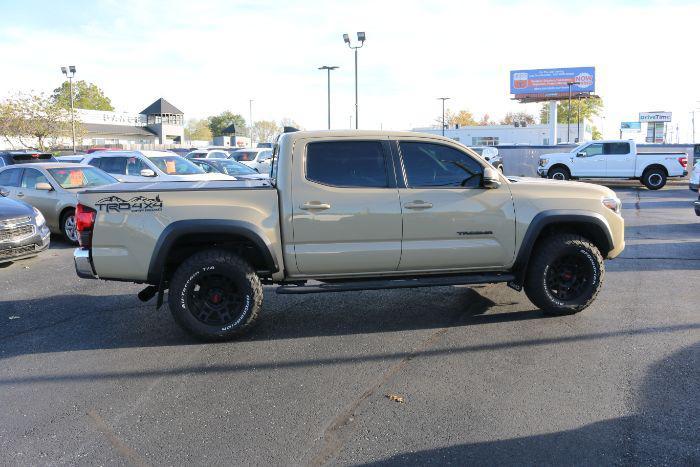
(511, 210), (614, 285)
(147, 219), (279, 283)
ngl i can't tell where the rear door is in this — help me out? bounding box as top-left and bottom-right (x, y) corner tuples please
(290, 138), (403, 275)
(604, 142), (634, 177)
(570, 142), (606, 177)
(395, 139), (515, 271)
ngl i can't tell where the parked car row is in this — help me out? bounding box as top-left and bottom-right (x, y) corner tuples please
(185, 147), (273, 174)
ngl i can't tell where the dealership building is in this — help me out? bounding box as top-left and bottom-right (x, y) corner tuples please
(75, 98), (185, 147)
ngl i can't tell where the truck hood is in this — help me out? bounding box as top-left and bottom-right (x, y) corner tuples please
(539, 152), (571, 160)
(507, 176), (617, 198)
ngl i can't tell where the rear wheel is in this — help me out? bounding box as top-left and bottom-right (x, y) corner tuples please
(547, 166), (570, 181)
(60, 209), (78, 244)
(641, 167), (666, 190)
(168, 249), (263, 341)
(524, 234), (604, 316)
(496, 163), (504, 173)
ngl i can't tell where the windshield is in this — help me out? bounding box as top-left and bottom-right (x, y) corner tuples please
(147, 155), (205, 175)
(217, 160), (257, 175)
(233, 151), (257, 162)
(48, 167), (117, 189)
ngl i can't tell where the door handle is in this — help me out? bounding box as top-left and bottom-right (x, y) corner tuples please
(404, 200), (433, 210)
(299, 202), (331, 210)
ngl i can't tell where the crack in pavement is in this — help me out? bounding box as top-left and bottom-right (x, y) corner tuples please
(306, 287), (495, 466)
(86, 409), (151, 467)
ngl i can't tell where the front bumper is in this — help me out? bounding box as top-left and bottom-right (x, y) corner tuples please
(690, 182), (699, 192)
(537, 167), (547, 178)
(74, 248), (97, 279)
(694, 200), (700, 217)
(0, 226), (50, 264)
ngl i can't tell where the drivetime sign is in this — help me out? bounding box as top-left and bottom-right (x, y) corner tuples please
(639, 112), (672, 122)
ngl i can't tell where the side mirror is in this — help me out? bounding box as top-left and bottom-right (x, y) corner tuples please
(482, 167), (501, 189)
(0, 187), (9, 197)
(576, 151), (586, 157)
(35, 182), (53, 191)
(140, 169), (157, 177)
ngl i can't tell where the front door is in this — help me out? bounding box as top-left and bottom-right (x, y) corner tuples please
(570, 142), (606, 177)
(290, 138), (403, 275)
(395, 139), (516, 271)
(18, 168), (61, 230)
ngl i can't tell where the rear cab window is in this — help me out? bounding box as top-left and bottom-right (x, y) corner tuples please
(305, 140), (388, 188)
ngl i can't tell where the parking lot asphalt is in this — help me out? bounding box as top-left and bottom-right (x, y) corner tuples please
(1, 182), (698, 466)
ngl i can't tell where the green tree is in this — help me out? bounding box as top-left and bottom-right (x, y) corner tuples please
(52, 80), (114, 111)
(253, 120), (281, 143)
(539, 97), (603, 124)
(207, 111), (248, 137)
(184, 118), (212, 141)
(500, 111), (535, 125)
(591, 126), (603, 140)
(0, 92), (82, 150)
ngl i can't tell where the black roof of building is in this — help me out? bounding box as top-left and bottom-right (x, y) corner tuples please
(84, 123), (157, 137)
(140, 98), (183, 115)
(222, 123), (238, 135)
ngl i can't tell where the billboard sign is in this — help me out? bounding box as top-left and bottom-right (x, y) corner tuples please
(620, 121), (641, 131)
(510, 67), (595, 95)
(639, 112), (672, 122)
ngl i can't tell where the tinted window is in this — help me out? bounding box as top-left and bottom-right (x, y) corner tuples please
(98, 157), (128, 174)
(0, 169), (22, 187)
(604, 142), (630, 155)
(400, 142), (483, 188)
(306, 141), (387, 188)
(21, 168), (50, 189)
(581, 143), (604, 157)
(125, 156), (148, 176)
(207, 151), (228, 159)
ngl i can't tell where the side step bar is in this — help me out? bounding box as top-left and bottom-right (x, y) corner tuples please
(276, 273), (515, 295)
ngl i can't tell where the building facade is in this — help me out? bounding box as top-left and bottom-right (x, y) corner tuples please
(75, 97), (184, 147)
(413, 122), (593, 146)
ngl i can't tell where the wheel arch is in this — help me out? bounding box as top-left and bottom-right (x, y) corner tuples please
(642, 163), (668, 176)
(147, 219), (279, 284)
(511, 210), (614, 285)
(548, 164), (571, 177)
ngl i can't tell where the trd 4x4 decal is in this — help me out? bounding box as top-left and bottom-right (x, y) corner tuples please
(95, 195), (163, 213)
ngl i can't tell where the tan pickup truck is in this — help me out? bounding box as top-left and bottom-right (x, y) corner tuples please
(74, 130), (625, 341)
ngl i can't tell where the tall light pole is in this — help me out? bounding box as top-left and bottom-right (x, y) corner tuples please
(343, 32), (365, 129)
(249, 99), (254, 147)
(318, 66), (338, 129)
(61, 66), (77, 152)
(566, 82), (575, 143)
(437, 97), (450, 136)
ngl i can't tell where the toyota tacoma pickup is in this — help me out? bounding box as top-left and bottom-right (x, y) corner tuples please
(73, 130), (625, 341)
(538, 140), (687, 190)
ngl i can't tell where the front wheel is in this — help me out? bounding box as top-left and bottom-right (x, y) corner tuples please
(168, 249), (263, 341)
(547, 166), (570, 181)
(524, 234), (605, 316)
(641, 168), (666, 190)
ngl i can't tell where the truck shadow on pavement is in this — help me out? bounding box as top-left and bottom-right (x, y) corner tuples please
(360, 341), (700, 466)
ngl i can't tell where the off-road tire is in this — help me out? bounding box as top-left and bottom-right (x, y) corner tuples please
(168, 249), (263, 341)
(496, 163), (505, 173)
(641, 167), (666, 190)
(547, 166), (571, 181)
(60, 208), (78, 244)
(524, 234), (604, 316)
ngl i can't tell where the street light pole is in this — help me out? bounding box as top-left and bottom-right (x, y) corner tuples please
(437, 97), (450, 136)
(249, 99), (254, 147)
(566, 82), (575, 144)
(61, 66), (77, 152)
(577, 94), (581, 142)
(343, 32), (365, 129)
(318, 66), (339, 129)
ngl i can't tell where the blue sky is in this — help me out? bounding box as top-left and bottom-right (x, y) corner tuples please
(1, 0), (699, 140)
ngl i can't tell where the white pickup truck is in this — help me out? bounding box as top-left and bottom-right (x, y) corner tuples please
(538, 140), (688, 190)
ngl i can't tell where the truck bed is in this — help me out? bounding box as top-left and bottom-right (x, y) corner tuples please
(77, 180), (282, 282)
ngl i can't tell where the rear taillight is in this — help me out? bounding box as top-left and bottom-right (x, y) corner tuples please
(76, 203), (96, 248)
(679, 157), (687, 169)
